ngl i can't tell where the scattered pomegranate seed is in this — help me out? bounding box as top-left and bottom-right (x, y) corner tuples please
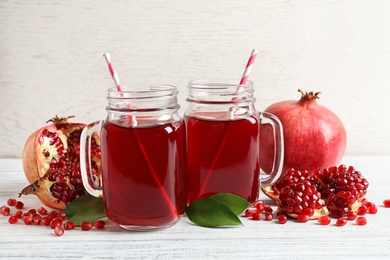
(15, 201), (24, 210)
(357, 206), (367, 215)
(254, 201), (265, 212)
(81, 221), (93, 231)
(346, 211), (357, 220)
(277, 215), (288, 224)
(264, 212), (273, 221)
(356, 216), (367, 226)
(64, 221), (76, 230)
(383, 199), (390, 208)
(317, 215), (331, 225)
(8, 215), (19, 224)
(244, 208), (256, 217)
(41, 217), (50, 226)
(264, 205), (273, 213)
(251, 213), (262, 221)
(33, 214), (42, 225)
(23, 215), (33, 225)
(14, 210), (23, 219)
(7, 198), (17, 207)
(50, 219), (62, 229)
(38, 206), (48, 215)
(367, 204), (378, 214)
(54, 226), (65, 236)
(2, 206), (10, 216)
(335, 217), (347, 226)
(93, 220), (106, 229)
(296, 214), (309, 223)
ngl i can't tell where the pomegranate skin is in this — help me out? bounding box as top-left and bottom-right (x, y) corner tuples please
(260, 90), (347, 175)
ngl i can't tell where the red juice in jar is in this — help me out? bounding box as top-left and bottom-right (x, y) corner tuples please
(185, 112), (260, 204)
(100, 120), (187, 227)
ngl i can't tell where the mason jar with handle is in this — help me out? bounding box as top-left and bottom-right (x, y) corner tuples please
(80, 85), (187, 231)
(185, 79), (284, 204)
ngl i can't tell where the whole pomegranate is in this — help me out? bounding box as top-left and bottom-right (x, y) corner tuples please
(20, 116), (101, 210)
(260, 90), (347, 175)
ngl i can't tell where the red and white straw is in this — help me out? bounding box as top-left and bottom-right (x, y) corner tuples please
(239, 49), (258, 85)
(103, 53), (123, 92)
(103, 53), (137, 127)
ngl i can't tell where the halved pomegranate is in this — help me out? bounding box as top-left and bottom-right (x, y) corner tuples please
(263, 164), (369, 220)
(19, 116), (101, 210)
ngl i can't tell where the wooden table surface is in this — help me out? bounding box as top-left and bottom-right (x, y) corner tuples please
(1, 156), (390, 259)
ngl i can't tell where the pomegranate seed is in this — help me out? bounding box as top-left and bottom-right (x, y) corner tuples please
(335, 217), (347, 226)
(356, 216), (367, 226)
(54, 226), (65, 236)
(42, 217), (50, 226)
(367, 204), (378, 214)
(7, 198), (17, 207)
(251, 213), (262, 220)
(264, 212), (273, 221)
(317, 216), (331, 225)
(23, 215), (33, 225)
(296, 214), (309, 223)
(14, 210), (23, 219)
(81, 221), (93, 231)
(383, 199), (390, 208)
(2, 206), (10, 216)
(50, 219), (62, 229)
(28, 209), (37, 214)
(357, 206), (367, 215)
(264, 205), (273, 213)
(64, 221), (76, 230)
(277, 215), (288, 224)
(93, 220), (106, 229)
(33, 214), (42, 225)
(244, 208), (256, 217)
(8, 215), (19, 224)
(15, 201), (24, 210)
(38, 207), (48, 215)
(58, 212), (67, 220)
(346, 211), (357, 220)
(302, 207), (314, 217)
(254, 201), (265, 212)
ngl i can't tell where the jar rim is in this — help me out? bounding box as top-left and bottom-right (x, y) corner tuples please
(188, 79), (253, 89)
(108, 84), (177, 98)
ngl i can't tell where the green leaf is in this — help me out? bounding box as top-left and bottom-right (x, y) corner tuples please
(63, 194), (105, 218)
(210, 193), (250, 215)
(69, 205), (107, 226)
(186, 197), (243, 228)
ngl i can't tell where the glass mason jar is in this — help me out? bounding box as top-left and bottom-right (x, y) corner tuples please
(80, 85), (187, 231)
(184, 79), (284, 204)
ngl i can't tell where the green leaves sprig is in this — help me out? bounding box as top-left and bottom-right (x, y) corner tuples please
(186, 193), (250, 228)
(63, 194), (106, 226)
(64, 192), (250, 228)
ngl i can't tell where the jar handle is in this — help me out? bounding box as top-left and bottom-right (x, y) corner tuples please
(79, 121), (103, 198)
(259, 112), (284, 187)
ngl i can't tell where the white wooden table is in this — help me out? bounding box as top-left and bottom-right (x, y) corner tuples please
(1, 157), (390, 259)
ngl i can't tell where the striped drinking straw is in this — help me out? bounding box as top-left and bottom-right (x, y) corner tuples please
(103, 53), (137, 127)
(103, 53), (123, 92)
(229, 49), (259, 119)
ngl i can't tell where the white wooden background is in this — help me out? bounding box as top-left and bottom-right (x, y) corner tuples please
(1, 0), (389, 158)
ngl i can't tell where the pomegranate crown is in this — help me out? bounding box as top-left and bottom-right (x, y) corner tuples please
(46, 115), (75, 124)
(298, 89), (321, 101)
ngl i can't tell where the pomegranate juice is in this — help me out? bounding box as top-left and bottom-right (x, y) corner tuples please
(100, 120), (187, 227)
(185, 114), (260, 204)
